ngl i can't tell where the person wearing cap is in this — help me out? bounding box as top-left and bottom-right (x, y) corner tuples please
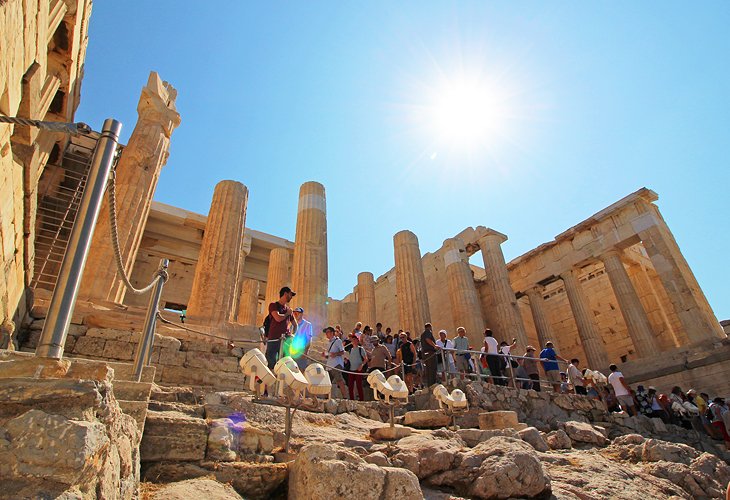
(539, 341), (567, 393)
(322, 326), (348, 398)
(292, 307), (312, 370)
(522, 346), (541, 392)
(265, 286), (295, 369)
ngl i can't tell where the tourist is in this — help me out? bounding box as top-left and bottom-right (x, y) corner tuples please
(384, 334), (398, 358)
(436, 329), (456, 379)
(483, 329), (504, 386)
(567, 359), (586, 395)
(452, 327), (471, 379)
(335, 324), (343, 338)
(539, 341), (566, 393)
(361, 325), (374, 354)
(603, 387), (621, 412)
(412, 338), (424, 389)
(420, 323), (440, 387)
(607, 364), (636, 416)
(265, 286), (295, 369)
(396, 332), (417, 393)
(346, 335), (368, 401)
(559, 372), (570, 394)
(522, 346), (541, 391)
(375, 323), (385, 341)
(708, 397), (730, 450)
(291, 307), (312, 369)
(499, 339), (519, 387)
(322, 326), (347, 398)
(635, 385), (652, 416)
(353, 322), (363, 338)
(646, 387), (670, 422)
(368, 337), (392, 373)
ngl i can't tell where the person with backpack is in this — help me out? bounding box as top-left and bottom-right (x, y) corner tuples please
(263, 287), (295, 369)
(321, 326), (348, 398)
(346, 334), (369, 401)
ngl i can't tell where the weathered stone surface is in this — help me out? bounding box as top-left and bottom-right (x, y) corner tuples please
(364, 451), (391, 467)
(140, 411), (208, 461)
(641, 438), (701, 465)
(239, 424), (274, 455)
(518, 426), (550, 452)
(148, 478), (243, 500)
(456, 428), (519, 447)
(478, 410), (519, 430)
(562, 420), (609, 446)
(403, 409), (451, 428)
(0, 357), (70, 379)
(546, 429), (572, 450)
(370, 425), (413, 441)
(382, 466), (424, 500)
(392, 434), (464, 479)
(207, 418), (242, 461)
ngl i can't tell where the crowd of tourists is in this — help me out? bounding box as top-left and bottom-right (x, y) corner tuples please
(258, 286), (730, 450)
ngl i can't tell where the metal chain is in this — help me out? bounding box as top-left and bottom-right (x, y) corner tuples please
(0, 114), (91, 135)
(107, 147), (167, 294)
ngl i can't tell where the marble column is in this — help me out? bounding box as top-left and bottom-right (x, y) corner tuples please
(187, 180), (248, 326)
(525, 286), (552, 348)
(291, 182), (328, 334)
(264, 247), (291, 311)
(635, 206), (725, 342)
(79, 72), (180, 303)
(357, 272), (377, 328)
(628, 262), (682, 349)
(477, 229), (528, 347)
(237, 278), (260, 326)
(561, 269), (609, 369)
(600, 250), (659, 358)
(394, 230), (431, 335)
(443, 237), (485, 347)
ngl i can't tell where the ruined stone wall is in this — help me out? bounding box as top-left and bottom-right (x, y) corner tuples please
(0, 0), (92, 327)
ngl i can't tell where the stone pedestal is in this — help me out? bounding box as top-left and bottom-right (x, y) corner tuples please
(561, 269), (609, 370)
(393, 230), (431, 335)
(443, 237), (485, 346)
(79, 72), (180, 303)
(187, 181), (248, 326)
(264, 248), (291, 314)
(525, 286), (552, 348)
(237, 279), (260, 326)
(600, 250), (659, 358)
(635, 207), (725, 342)
(357, 272), (377, 328)
(291, 182), (328, 334)
(477, 229), (528, 347)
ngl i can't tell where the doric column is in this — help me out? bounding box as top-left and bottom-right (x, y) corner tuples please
(357, 272), (377, 328)
(443, 237), (485, 347)
(237, 278), (260, 326)
(561, 269), (609, 370)
(600, 250), (659, 358)
(291, 182), (328, 334)
(187, 180), (248, 326)
(477, 229), (528, 347)
(635, 207), (725, 342)
(525, 286), (552, 348)
(264, 247), (291, 311)
(79, 72), (180, 303)
(628, 261), (682, 349)
(394, 230), (431, 335)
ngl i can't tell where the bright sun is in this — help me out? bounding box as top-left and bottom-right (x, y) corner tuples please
(430, 78), (505, 150)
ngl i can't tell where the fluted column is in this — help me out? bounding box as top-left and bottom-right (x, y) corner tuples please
(561, 269), (609, 369)
(80, 72), (180, 303)
(264, 247), (291, 310)
(291, 182), (328, 334)
(600, 250), (659, 358)
(237, 278), (260, 326)
(187, 180), (248, 326)
(357, 272), (377, 328)
(478, 229), (528, 347)
(443, 237), (485, 347)
(525, 286), (552, 348)
(394, 230), (431, 335)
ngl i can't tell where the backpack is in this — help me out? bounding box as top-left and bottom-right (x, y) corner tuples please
(706, 406), (714, 423)
(262, 314), (271, 338)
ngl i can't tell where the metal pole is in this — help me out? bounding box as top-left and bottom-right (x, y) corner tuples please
(507, 355), (516, 388)
(36, 119), (122, 359)
(132, 259), (168, 382)
(441, 348), (448, 386)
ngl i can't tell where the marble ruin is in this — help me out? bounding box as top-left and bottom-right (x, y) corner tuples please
(2, 1), (730, 499)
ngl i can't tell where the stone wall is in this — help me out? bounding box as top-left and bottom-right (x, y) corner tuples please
(0, 0), (92, 328)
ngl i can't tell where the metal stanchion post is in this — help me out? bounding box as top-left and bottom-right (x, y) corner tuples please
(36, 119), (122, 359)
(507, 355), (516, 388)
(441, 349), (448, 386)
(132, 259), (169, 382)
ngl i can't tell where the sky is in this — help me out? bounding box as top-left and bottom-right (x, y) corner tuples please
(76, 2), (729, 320)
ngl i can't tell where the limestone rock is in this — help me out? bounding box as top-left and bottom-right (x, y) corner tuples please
(545, 429), (572, 450)
(403, 409), (451, 428)
(612, 433), (645, 446)
(148, 478), (244, 500)
(478, 410), (518, 430)
(207, 418), (243, 461)
(518, 426), (550, 452)
(644, 459), (728, 499)
(239, 425), (275, 454)
(140, 410), (208, 461)
(562, 421), (608, 446)
(391, 434), (464, 479)
(370, 425), (412, 441)
(427, 437), (551, 499)
(640, 438), (701, 465)
(365, 451), (392, 467)
(456, 428), (519, 447)
(382, 466), (424, 500)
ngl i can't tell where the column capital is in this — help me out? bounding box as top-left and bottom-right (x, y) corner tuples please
(559, 268), (578, 282)
(476, 227), (508, 247)
(525, 285), (545, 298)
(600, 248), (625, 261)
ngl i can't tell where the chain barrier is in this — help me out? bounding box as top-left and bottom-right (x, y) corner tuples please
(0, 114), (92, 135)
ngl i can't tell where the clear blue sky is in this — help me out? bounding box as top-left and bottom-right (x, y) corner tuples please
(77, 2), (729, 320)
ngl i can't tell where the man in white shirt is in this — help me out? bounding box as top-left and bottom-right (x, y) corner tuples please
(436, 329), (456, 378)
(483, 329), (504, 386)
(567, 358), (586, 395)
(322, 326), (347, 398)
(607, 363), (636, 416)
